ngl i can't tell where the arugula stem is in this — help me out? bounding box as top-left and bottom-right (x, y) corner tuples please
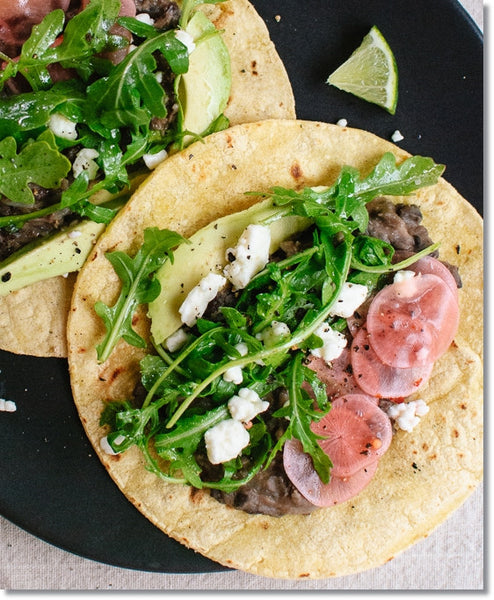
(140, 438), (187, 484)
(142, 326), (230, 409)
(350, 242), (440, 273)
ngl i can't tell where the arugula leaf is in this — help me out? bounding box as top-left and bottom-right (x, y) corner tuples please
(270, 355), (332, 482)
(86, 31), (188, 132)
(354, 153), (445, 200)
(95, 227), (186, 362)
(0, 136), (71, 205)
(17, 10), (65, 90)
(0, 82), (86, 140)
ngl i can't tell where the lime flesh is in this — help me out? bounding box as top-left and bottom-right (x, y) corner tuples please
(327, 26), (398, 115)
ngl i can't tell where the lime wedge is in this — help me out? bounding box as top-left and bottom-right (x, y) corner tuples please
(327, 26), (398, 114)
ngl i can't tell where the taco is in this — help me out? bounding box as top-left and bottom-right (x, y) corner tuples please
(67, 120), (482, 579)
(0, 0), (295, 358)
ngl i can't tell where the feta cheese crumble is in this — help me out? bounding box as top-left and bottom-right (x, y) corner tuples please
(391, 130), (404, 142)
(329, 282), (368, 318)
(223, 224), (271, 289)
(310, 322), (347, 362)
(48, 113), (78, 140)
(164, 328), (189, 353)
(179, 272), (226, 327)
(72, 148), (100, 180)
(257, 320), (290, 347)
(135, 12), (154, 26)
(394, 269), (415, 283)
(204, 419), (250, 464)
(223, 343), (249, 384)
(0, 398), (17, 412)
(386, 399), (430, 432)
(228, 387), (269, 423)
(174, 29), (196, 54)
(143, 149), (168, 170)
(336, 118), (348, 127)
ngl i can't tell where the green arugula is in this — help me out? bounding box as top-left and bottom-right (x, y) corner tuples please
(0, 0), (228, 234)
(97, 153), (445, 492)
(0, 135), (71, 205)
(94, 227), (186, 362)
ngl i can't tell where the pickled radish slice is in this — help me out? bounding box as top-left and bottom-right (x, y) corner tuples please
(305, 350), (367, 401)
(401, 255), (459, 297)
(283, 438), (378, 506)
(351, 327), (433, 398)
(366, 273), (459, 368)
(311, 394), (392, 478)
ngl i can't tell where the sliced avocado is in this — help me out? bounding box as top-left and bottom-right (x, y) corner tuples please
(148, 199), (311, 345)
(0, 173), (147, 296)
(0, 219), (105, 296)
(177, 10), (231, 141)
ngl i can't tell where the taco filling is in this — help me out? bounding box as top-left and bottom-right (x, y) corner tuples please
(0, 0), (232, 263)
(94, 151), (461, 516)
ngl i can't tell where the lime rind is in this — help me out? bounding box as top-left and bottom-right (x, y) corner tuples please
(327, 26), (398, 115)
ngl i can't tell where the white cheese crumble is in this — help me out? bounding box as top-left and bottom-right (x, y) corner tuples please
(204, 419), (250, 464)
(179, 272), (226, 327)
(72, 148), (100, 180)
(256, 320), (290, 347)
(336, 118), (348, 127)
(135, 12), (155, 25)
(228, 387), (269, 423)
(68, 230), (82, 239)
(394, 269), (416, 283)
(329, 282), (368, 318)
(310, 322), (347, 362)
(48, 113), (78, 140)
(391, 130), (404, 142)
(0, 398), (17, 412)
(223, 224), (271, 289)
(100, 434), (126, 455)
(223, 342), (249, 384)
(386, 399), (430, 432)
(143, 149), (168, 170)
(174, 29), (196, 54)
(223, 365), (243, 385)
(164, 328), (189, 353)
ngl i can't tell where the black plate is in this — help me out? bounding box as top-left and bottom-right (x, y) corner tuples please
(0, 0), (482, 574)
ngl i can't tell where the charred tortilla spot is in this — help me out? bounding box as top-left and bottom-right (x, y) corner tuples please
(189, 487), (206, 503)
(106, 366), (125, 383)
(211, 3), (234, 29)
(290, 162), (303, 180)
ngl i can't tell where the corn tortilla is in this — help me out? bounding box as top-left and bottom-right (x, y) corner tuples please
(67, 120), (483, 579)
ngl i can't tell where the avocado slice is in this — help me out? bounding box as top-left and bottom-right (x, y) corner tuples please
(0, 219), (105, 296)
(177, 10), (231, 142)
(148, 199), (311, 345)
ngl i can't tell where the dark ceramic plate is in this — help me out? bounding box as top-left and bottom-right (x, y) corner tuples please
(0, 0), (482, 573)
